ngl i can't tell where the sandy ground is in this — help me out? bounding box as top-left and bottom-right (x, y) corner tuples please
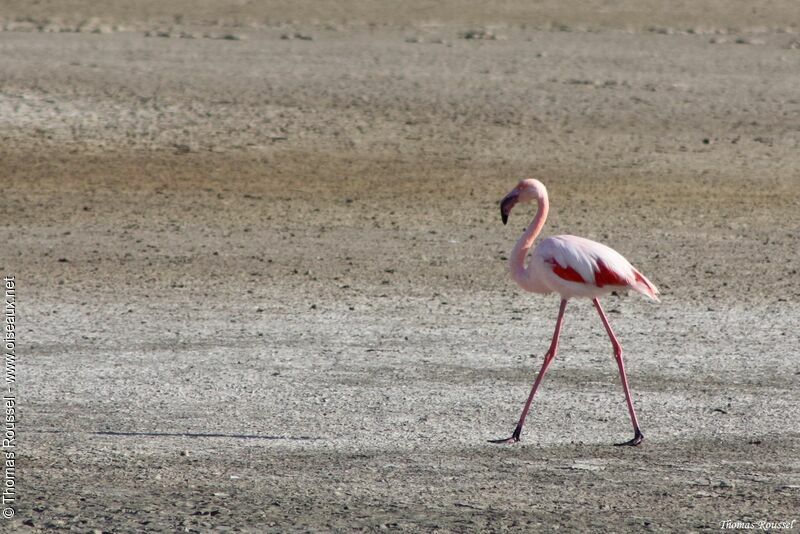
(2, 1), (800, 531)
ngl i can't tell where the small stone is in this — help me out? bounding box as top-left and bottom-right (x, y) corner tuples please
(735, 37), (764, 45)
(462, 29), (497, 40)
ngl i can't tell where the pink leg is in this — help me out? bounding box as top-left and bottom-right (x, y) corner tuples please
(490, 299), (568, 444)
(592, 298), (644, 446)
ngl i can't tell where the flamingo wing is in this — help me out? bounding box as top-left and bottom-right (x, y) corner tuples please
(534, 235), (660, 301)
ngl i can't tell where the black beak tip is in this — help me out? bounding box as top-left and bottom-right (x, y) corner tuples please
(500, 193), (517, 225)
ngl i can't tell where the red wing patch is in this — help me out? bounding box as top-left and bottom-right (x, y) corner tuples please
(594, 259), (629, 287)
(545, 258), (586, 283)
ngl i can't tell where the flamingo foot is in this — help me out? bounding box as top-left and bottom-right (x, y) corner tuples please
(614, 430), (644, 447)
(488, 425), (522, 444)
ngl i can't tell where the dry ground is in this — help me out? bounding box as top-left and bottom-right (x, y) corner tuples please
(2, 1), (799, 532)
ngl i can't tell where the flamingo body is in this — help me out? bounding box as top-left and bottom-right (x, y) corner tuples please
(530, 235), (660, 301)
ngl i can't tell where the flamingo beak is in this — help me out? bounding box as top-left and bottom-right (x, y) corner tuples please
(500, 191), (519, 225)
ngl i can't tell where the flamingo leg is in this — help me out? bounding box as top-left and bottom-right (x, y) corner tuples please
(592, 298), (644, 446)
(490, 298), (568, 444)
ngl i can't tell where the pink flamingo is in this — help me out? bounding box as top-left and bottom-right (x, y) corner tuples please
(491, 179), (659, 446)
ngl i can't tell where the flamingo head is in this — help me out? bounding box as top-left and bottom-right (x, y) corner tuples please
(500, 179), (547, 225)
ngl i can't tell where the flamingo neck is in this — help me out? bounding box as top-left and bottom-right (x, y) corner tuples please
(510, 196), (548, 286)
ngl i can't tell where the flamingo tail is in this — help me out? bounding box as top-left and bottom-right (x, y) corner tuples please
(631, 269), (660, 302)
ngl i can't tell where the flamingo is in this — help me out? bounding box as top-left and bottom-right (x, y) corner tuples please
(491, 179), (659, 446)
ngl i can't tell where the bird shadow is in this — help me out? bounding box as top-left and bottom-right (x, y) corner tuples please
(32, 429), (321, 441)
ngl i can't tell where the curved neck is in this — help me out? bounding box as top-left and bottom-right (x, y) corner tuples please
(510, 196), (548, 285)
